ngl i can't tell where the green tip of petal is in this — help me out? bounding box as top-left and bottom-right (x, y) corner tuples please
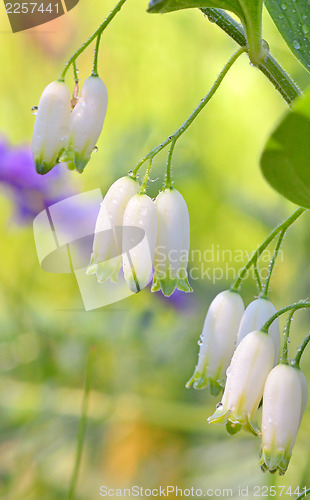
(152, 273), (192, 297)
(207, 406), (229, 425)
(226, 420), (242, 435)
(209, 378), (224, 396)
(74, 154), (90, 173)
(35, 159), (55, 175)
(259, 447), (289, 474)
(177, 277), (193, 293)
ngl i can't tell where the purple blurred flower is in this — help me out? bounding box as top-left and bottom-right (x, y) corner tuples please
(0, 137), (78, 224)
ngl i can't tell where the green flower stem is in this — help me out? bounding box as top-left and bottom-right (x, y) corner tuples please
(261, 228), (286, 298)
(261, 301), (310, 333)
(295, 488), (310, 500)
(139, 160), (153, 194)
(73, 61), (79, 82)
(67, 346), (96, 500)
(201, 8), (302, 105)
(281, 308), (296, 364)
(231, 208), (305, 292)
(131, 46), (247, 177)
(253, 257), (263, 293)
(165, 138), (177, 188)
(92, 33), (102, 77)
(59, 0), (128, 81)
(292, 332), (310, 368)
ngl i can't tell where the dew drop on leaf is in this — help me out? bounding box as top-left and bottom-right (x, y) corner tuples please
(302, 24), (309, 35)
(293, 39), (301, 49)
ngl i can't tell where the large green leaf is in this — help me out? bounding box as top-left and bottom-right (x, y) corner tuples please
(147, 0), (266, 65)
(147, 0), (243, 16)
(265, 0), (310, 73)
(261, 89), (310, 207)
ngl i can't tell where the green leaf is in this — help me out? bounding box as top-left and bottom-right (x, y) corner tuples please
(147, 0), (243, 16)
(147, 0), (266, 65)
(261, 89), (310, 208)
(265, 0), (310, 73)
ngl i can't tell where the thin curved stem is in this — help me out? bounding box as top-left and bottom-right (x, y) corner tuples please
(132, 46), (247, 177)
(73, 61), (79, 82)
(92, 33), (102, 77)
(253, 258), (263, 293)
(281, 308), (295, 364)
(295, 488), (310, 500)
(261, 228), (286, 297)
(139, 160), (153, 194)
(201, 8), (302, 105)
(165, 138), (177, 188)
(59, 0), (128, 81)
(261, 301), (310, 333)
(231, 208), (305, 292)
(67, 346), (96, 500)
(293, 332), (310, 368)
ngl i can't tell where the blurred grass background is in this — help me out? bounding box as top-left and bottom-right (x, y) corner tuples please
(0, 0), (310, 498)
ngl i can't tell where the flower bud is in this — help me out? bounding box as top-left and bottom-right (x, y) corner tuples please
(87, 176), (139, 283)
(237, 298), (280, 364)
(122, 193), (157, 293)
(208, 330), (274, 435)
(32, 80), (71, 175)
(67, 76), (108, 173)
(152, 188), (192, 296)
(186, 290), (244, 395)
(260, 364), (306, 474)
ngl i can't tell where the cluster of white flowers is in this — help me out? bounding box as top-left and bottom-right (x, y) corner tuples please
(187, 290), (308, 475)
(32, 76), (108, 174)
(87, 176), (192, 296)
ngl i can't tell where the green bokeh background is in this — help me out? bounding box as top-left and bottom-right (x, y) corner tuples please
(0, 1), (310, 498)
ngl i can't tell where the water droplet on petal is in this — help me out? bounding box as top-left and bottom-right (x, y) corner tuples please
(216, 402), (223, 409)
(31, 106), (38, 115)
(293, 39), (301, 49)
(93, 146), (98, 153)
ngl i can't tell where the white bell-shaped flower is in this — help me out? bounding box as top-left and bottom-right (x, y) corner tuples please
(186, 290), (244, 395)
(122, 193), (157, 293)
(237, 297), (280, 364)
(152, 187), (192, 296)
(32, 80), (71, 174)
(208, 330), (274, 434)
(87, 176), (139, 283)
(260, 364), (306, 474)
(67, 76), (108, 172)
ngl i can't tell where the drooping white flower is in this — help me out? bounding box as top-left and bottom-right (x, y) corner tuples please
(186, 290), (244, 395)
(67, 76), (108, 172)
(260, 364), (306, 474)
(208, 329), (274, 434)
(237, 297), (280, 364)
(32, 80), (71, 174)
(152, 187), (192, 296)
(87, 176), (139, 283)
(122, 193), (157, 293)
